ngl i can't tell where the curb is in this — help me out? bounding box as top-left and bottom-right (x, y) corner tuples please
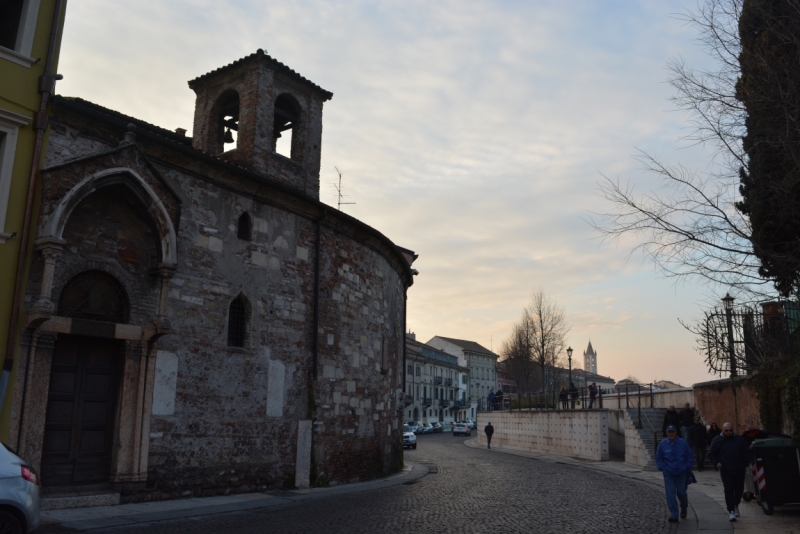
(39, 462), (430, 532)
(464, 438), (733, 533)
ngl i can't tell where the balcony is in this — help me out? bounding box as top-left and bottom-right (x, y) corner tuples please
(444, 378), (453, 386)
(433, 376), (443, 385)
(439, 399), (450, 407)
(422, 397), (432, 407)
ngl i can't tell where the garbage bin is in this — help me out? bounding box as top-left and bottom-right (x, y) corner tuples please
(742, 435), (800, 515)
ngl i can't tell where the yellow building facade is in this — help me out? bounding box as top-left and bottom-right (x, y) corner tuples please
(0, 0), (68, 441)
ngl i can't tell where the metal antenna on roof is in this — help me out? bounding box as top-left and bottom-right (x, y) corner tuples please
(332, 167), (355, 211)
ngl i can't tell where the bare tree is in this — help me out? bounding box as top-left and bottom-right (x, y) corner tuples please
(591, 0), (798, 303)
(500, 289), (570, 399)
(523, 289), (570, 393)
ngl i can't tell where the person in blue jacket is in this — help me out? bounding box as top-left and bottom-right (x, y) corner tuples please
(656, 425), (695, 523)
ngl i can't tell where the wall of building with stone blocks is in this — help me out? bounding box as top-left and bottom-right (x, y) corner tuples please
(693, 377), (760, 433)
(600, 388), (694, 410)
(476, 410), (609, 461)
(15, 96), (412, 502)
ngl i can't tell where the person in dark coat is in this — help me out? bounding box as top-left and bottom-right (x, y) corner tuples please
(484, 422), (494, 449)
(568, 382), (579, 409)
(662, 405), (682, 437)
(495, 389), (504, 411)
(707, 422), (721, 444)
(678, 403), (695, 446)
(487, 390), (494, 412)
(588, 382), (597, 409)
(709, 422), (751, 521)
(656, 425), (694, 523)
(559, 386), (568, 409)
(689, 416), (709, 471)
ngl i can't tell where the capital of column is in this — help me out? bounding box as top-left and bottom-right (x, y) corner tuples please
(35, 237), (66, 261)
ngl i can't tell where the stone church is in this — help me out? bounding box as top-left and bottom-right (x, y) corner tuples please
(10, 50), (415, 501)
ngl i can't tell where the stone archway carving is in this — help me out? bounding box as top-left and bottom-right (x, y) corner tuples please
(40, 167), (177, 266)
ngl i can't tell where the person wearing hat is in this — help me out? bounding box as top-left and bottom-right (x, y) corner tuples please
(656, 425), (694, 523)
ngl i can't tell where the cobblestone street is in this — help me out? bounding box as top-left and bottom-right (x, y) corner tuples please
(70, 433), (673, 534)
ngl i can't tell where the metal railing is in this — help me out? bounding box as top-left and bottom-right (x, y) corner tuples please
(476, 385), (606, 412)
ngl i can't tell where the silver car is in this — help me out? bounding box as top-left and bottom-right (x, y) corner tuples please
(0, 443), (40, 533)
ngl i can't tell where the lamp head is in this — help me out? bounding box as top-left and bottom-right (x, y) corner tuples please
(722, 293), (734, 311)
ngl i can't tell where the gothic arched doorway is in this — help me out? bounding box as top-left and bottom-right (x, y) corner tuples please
(41, 271), (128, 487)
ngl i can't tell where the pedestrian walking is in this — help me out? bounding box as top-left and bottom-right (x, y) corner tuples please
(690, 416), (709, 471)
(656, 425), (694, 523)
(709, 422), (750, 522)
(708, 422), (721, 443)
(588, 382), (597, 409)
(569, 382), (578, 409)
(662, 405), (682, 438)
(484, 422), (494, 449)
(559, 386), (568, 409)
(679, 403), (695, 446)
(487, 390), (494, 412)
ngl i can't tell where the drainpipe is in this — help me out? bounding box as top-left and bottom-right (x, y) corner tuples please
(1, 0), (65, 412)
(312, 209), (325, 380)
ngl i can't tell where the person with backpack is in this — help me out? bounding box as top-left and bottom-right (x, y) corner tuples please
(588, 382), (597, 409)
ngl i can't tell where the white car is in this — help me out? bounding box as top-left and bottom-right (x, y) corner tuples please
(452, 424), (471, 436)
(0, 443), (40, 532)
(403, 426), (417, 449)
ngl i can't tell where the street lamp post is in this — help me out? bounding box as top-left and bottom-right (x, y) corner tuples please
(567, 346), (573, 393)
(722, 293), (737, 378)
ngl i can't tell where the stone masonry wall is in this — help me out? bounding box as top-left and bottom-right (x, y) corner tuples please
(29, 102), (410, 501)
(693, 377), (760, 433)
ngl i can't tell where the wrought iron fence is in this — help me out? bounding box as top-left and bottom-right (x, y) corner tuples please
(700, 301), (799, 376)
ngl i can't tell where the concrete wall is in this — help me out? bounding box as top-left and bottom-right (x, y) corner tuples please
(607, 409), (626, 459)
(601, 388), (693, 410)
(476, 410), (609, 461)
(693, 376), (760, 432)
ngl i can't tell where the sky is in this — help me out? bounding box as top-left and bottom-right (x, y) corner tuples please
(55, 0), (734, 387)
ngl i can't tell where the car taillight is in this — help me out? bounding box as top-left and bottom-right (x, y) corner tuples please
(21, 466), (39, 486)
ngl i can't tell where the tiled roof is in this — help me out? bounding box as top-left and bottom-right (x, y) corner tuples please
(57, 97), (193, 146)
(187, 49), (333, 101)
(434, 337), (497, 357)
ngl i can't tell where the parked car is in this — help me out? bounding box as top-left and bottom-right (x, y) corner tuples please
(0, 443), (40, 533)
(464, 419), (476, 429)
(421, 424), (434, 434)
(402, 426), (417, 449)
(452, 424), (471, 437)
(431, 422), (442, 433)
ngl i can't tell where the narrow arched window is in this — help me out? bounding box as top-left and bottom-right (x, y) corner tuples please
(237, 212), (252, 241)
(227, 294), (249, 347)
(215, 90), (239, 154)
(273, 94), (301, 161)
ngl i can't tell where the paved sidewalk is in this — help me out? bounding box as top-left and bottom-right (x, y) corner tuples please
(465, 439), (800, 534)
(38, 462), (429, 532)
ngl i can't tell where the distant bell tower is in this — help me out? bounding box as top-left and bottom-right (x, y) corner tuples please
(583, 341), (597, 375)
(188, 49), (333, 199)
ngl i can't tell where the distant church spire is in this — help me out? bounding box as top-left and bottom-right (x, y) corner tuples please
(583, 341), (597, 374)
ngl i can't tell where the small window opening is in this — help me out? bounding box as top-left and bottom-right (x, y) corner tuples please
(273, 94), (299, 160)
(227, 294), (249, 347)
(0, 0), (24, 50)
(237, 212), (252, 241)
(216, 90), (239, 153)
